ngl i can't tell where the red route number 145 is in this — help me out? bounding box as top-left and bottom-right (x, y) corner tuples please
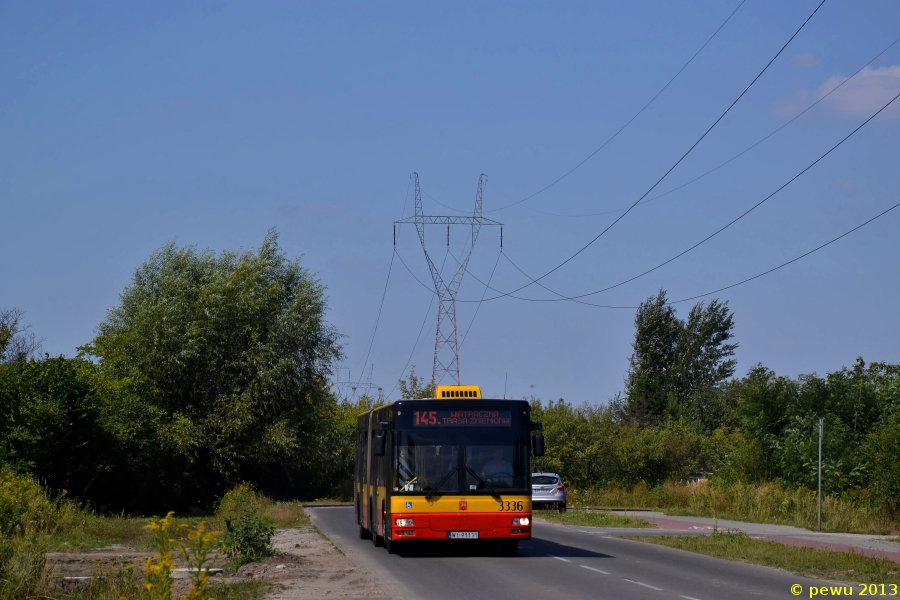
(414, 411), (438, 426)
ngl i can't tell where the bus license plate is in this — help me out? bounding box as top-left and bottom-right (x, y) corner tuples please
(448, 531), (479, 539)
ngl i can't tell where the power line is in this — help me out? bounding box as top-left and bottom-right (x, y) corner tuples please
(463, 0), (827, 302)
(523, 33), (900, 219)
(460, 250), (503, 348)
(425, 190), (900, 312)
(668, 199), (900, 304)
(387, 287), (437, 399)
(495, 87), (900, 303)
(490, 196), (900, 310)
(354, 250), (395, 384)
(423, 0), (747, 215)
(445, 248), (635, 308)
(396, 247), (437, 295)
(351, 177), (412, 384)
(451, 83), (900, 308)
(388, 247), (454, 398)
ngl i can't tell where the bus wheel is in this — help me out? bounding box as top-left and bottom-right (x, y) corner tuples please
(358, 522), (370, 540)
(383, 513), (399, 554)
(371, 507), (383, 547)
(499, 540), (518, 556)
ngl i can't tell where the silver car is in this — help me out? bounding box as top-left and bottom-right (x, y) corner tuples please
(531, 472), (566, 512)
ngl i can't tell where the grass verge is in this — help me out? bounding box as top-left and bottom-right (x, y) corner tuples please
(624, 532), (900, 584)
(570, 483), (900, 535)
(48, 513), (208, 551)
(265, 501), (310, 529)
(208, 580), (277, 600)
(301, 498), (352, 506)
(61, 573), (275, 600)
(538, 510), (655, 528)
(48, 500), (309, 551)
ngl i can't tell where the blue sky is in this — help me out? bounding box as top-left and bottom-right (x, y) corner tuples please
(2, 1), (899, 403)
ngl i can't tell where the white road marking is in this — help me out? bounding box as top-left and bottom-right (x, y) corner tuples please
(680, 596), (703, 600)
(547, 554), (571, 562)
(623, 578), (663, 591)
(580, 565), (611, 575)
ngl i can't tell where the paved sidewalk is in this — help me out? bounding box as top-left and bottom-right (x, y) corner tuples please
(606, 510), (900, 564)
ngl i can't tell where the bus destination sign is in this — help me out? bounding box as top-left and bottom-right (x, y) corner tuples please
(413, 410), (511, 427)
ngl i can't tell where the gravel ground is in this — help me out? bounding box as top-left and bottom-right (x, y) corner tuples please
(46, 524), (398, 599)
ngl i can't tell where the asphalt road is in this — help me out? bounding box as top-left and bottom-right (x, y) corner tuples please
(309, 506), (826, 600)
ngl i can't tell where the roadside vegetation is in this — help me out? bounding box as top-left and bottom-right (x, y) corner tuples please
(625, 532), (900, 585)
(0, 467), (281, 600)
(2, 231), (900, 595)
(532, 291), (900, 535)
(537, 510), (654, 528)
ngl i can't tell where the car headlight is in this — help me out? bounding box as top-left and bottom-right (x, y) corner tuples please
(512, 517), (530, 525)
(395, 518), (414, 527)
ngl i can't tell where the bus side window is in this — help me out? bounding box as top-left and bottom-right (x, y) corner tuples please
(356, 431), (367, 483)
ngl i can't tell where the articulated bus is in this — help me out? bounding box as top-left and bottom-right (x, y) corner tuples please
(355, 384), (545, 555)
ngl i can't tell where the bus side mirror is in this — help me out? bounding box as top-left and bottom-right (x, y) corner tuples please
(532, 434), (545, 457)
(373, 433), (386, 456)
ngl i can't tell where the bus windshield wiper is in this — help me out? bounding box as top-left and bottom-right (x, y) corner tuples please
(465, 466), (502, 501)
(425, 466), (459, 500)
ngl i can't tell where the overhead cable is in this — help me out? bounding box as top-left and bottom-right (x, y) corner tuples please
(525, 33), (900, 218)
(424, 0), (747, 215)
(470, 197), (900, 310)
(466, 0), (828, 301)
(459, 251), (503, 349)
(354, 250), (395, 384)
(460, 85), (900, 304)
(351, 177), (411, 385)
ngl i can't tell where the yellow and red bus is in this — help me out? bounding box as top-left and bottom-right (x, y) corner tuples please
(355, 384), (545, 555)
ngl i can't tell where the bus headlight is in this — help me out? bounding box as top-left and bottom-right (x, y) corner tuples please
(395, 518), (414, 527)
(512, 517), (530, 526)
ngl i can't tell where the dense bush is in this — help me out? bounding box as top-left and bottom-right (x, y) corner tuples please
(531, 357), (900, 522)
(0, 357), (111, 503)
(216, 484), (275, 572)
(0, 466), (71, 600)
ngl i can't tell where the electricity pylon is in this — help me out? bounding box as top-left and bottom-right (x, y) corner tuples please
(394, 173), (502, 384)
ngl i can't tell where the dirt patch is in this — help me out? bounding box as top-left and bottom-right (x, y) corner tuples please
(47, 525), (397, 599)
(251, 525), (398, 599)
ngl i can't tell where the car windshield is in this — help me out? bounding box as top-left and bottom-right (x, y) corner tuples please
(394, 430), (528, 493)
(532, 475), (558, 485)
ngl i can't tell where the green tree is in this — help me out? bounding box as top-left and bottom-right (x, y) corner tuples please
(624, 290), (737, 428)
(624, 291), (681, 425)
(81, 230), (343, 510)
(397, 365), (435, 399)
(864, 412), (900, 516)
(731, 359), (900, 494)
(0, 308), (41, 364)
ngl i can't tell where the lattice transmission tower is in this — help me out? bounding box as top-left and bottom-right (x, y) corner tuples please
(394, 173), (502, 385)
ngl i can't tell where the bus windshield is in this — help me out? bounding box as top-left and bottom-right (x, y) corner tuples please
(394, 430), (528, 494)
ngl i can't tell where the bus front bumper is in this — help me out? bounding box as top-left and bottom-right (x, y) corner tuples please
(388, 512), (532, 540)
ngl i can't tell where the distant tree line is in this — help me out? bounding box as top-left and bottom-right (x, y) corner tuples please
(532, 291), (900, 516)
(2, 235), (899, 517)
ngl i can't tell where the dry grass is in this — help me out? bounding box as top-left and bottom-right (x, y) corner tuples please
(48, 513), (209, 551)
(0, 468), (299, 600)
(301, 498), (353, 506)
(538, 510), (655, 528)
(48, 498), (308, 552)
(263, 502), (310, 529)
(626, 532), (900, 585)
(571, 482), (900, 535)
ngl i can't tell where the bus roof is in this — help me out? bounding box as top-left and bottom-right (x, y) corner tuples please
(433, 384), (481, 399)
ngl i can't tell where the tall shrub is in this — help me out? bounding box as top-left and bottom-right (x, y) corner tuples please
(82, 230), (343, 511)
